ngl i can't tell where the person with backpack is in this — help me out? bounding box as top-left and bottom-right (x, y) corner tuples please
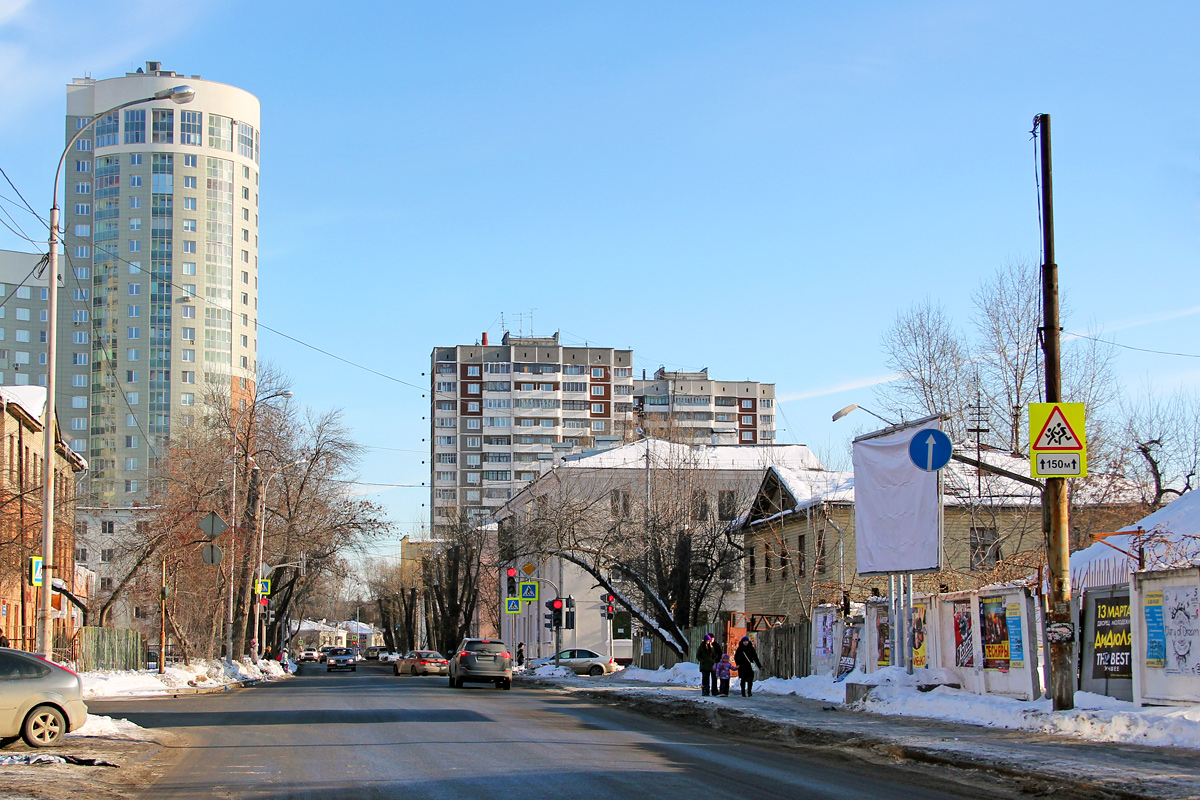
(735, 636), (763, 697)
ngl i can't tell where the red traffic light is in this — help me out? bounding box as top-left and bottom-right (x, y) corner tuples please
(506, 567), (517, 578)
(606, 605), (614, 614)
(552, 598), (564, 610)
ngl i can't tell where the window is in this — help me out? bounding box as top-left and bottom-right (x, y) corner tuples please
(99, 577), (113, 591)
(183, 197), (197, 211)
(127, 392), (138, 404)
(71, 373), (87, 386)
(76, 138), (92, 151)
(748, 546), (756, 585)
(465, 418), (481, 430)
(75, 160), (91, 173)
(71, 418), (87, 430)
(182, 262), (196, 275)
(591, 403), (605, 414)
(610, 489), (632, 518)
(591, 367), (604, 378)
(484, 417), (511, 428)
(718, 490), (738, 521)
(183, 154), (198, 168)
(125, 435), (139, 448)
(129, 175), (141, 187)
(75, 203), (91, 216)
(466, 383), (481, 395)
(466, 401), (480, 413)
(181, 371), (195, 384)
(125, 414), (137, 426)
(14, 330), (28, 342)
(127, 327), (140, 339)
(126, 370), (139, 382)
(741, 415), (754, 425)
(592, 421), (604, 431)
(100, 548), (115, 562)
(591, 386), (605, 396)
(436, 453), (457, 464)
(73, 288), (89, 301)
(124, 109), (146, 143)
(692, 490), (709, 521)
(816, 528), (827, 575)
(72, 352), (89, 365)
(124, 458), (138, 471)
(181, 327), (195, 341)
(71, 396), (87, 408)
(128, 240), (141, 252)
(240, 292), (248, 304)
(182, 241), (196, 253)
(180, 110), (202, 145)
(740, 431), (754, 442)
(129, 284), (141, 296)
(970, 527), (1001, 570)
(435, 436), (456, 446)
(182, 219), (196, 232)
(563, 382), (586, 392)
(127, 349), (139, 361)
(181, 349), (195, 362)
(761, 399), (773, 408)
(128, 304), (141, 318)
(151, 109), (173, 143)
(134, 606), (147, 619)
(75, 182), (92, 194)
(764, 548), (772, 582)
(741, 399), (755, 409)
(180, 393), (194, 406)
(75, 547), (88, 562)
(183, 176), (197, 189)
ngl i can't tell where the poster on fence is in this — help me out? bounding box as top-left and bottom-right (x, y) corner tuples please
(1005, 602), (1025, 669)
(980, 596), (1010, 671)
(815, 613), (836, 658)
(1163, 585), (1200, 675)
(1145, 590), (1165, 668)
(953, 600), (974, 667)
(876, 609), (891, 667)
(834, 624), (860, 682)
(1091, 594), (1131, 680)
(912, 602), (928, 668)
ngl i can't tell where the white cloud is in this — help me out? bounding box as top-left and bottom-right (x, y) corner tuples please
(778, 372), (899, 403)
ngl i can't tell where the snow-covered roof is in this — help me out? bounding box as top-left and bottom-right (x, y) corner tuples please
(0, 386), (47, 424)
(337, 620), (380, 634)
(560, 438), (823, 472)
(1071, 489), (1200, 588)
(292, 619), (343, 633)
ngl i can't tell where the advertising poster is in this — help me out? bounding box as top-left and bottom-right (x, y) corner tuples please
(1163, 585), (1200, 675)
(980, 596), (1011, 671)
(876, 609), (891, 667)
(835, 624), (861, 682)
(1144, 590), (1165, 668)
(815, 613), (836, 658)
(912, 603), (928, 668)
(1005, 602), (1025, 669)
(1091, 595), (1132, 680)
(952, 600), (974, 668)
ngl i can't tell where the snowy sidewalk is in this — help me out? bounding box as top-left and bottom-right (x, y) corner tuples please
(520, 664), (1200, 799)
(80, 657), (294, 700)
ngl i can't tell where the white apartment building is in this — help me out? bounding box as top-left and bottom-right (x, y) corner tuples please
(61, 61), (261, 505)
(429, 333), (777, 536)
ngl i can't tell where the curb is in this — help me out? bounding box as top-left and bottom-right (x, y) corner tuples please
(516, 677), (1163, 800)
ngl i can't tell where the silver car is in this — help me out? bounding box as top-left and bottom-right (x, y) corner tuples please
(447, 639), (512, 689)
(325, 647), (357, 672)
(529, 648), (619, 676)
(394, 650), (448, 676)
(0, 648), (88, 747)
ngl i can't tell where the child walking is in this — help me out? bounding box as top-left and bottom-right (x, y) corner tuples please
(715, 653), (732, 697)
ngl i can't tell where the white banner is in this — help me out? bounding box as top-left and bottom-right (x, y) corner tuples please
(852, 418), (942, 575)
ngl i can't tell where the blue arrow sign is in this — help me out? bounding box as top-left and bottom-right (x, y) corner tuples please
(908, 428), (952, 472)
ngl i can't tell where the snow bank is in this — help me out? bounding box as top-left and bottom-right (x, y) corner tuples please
(82, 657), (290, 700)
(755, 674), (846, 704)
(531, 665), (574, 678)
(67, 714), (155, 741)
(847, 666), (960, 687)
(859, 683), (1200, 749)
(614, 662), (701, 685)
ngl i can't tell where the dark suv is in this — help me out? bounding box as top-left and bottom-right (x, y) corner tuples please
(448, 639), (512, 690)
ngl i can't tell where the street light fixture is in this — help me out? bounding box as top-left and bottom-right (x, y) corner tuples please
(831, 404), (896, 426)
(226, 389), (293, 659)
(38, 86), (195, 659)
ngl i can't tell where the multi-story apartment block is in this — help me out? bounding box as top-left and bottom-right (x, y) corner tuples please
(429, 333), (777, 535)
(430, 332), (636, 534)
(632, 368), (776, 445)
(61, 61), (261, 505)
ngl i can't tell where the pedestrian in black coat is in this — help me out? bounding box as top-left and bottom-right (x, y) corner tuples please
(696, 634), (723, 696)
(735, 636), (762, 697)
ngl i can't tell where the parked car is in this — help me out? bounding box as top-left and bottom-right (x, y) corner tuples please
(364, 646), (382, 661)
(379, 651), (402, 663)
(325, 647), (356, 672)
(528, 649), (618, 676)
(0, 648), (88, 747)
(394, 651), (448, 676)
(299, 648), (319, 663)
(447, 639), (511, 689)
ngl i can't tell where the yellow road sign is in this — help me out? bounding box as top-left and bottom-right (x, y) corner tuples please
(521, 562), (537, 576)
(1030, 402), (1087, 478)
(256, 578), (271, 596)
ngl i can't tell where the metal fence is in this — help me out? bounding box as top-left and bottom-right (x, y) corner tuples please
(75, 626), (146, 672)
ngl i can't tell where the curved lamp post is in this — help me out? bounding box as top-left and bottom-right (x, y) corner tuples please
(251, 457), (306, 661)
(39, 85), (195, 659)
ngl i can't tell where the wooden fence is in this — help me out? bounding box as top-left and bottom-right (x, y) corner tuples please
(75, 626), (146, 672)
(633, 619), (812, 679)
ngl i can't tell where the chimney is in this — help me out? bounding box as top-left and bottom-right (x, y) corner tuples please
(482, 332), (489, 346)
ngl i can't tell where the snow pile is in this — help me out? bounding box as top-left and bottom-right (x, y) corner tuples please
(531, 665), (574, 678)
(82, 658), (290, 700)
(67, 714), (155, 741)
(614, 662), (701, 685)
(860, 683), (1200, 749)
(755, 674), (846, 704)
(847, 666), (960, 687)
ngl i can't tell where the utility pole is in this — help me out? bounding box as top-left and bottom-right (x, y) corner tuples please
(1036, 113), (1074, 711)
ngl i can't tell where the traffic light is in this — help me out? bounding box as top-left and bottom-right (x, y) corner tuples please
(547, 597), (564, 628)
(564, 596), (576, 630)
(601, 594), (615, 619)
(506, 567), (517, 597)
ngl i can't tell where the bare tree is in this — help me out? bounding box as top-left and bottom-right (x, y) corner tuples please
(1119, 386), (1200, 506)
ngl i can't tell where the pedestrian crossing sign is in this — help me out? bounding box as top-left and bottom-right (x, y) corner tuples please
(519, 581), (538, 602)
(1030, 403), (1087, 478)
(505, 598), (521, 614)
(256, 578), (271, 596)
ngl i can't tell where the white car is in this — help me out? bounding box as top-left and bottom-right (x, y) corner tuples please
(379, 651), (402, 663)
(299, 648), (319, 662)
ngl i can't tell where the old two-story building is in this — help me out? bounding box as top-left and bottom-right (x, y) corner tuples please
(496, 437), (824, 658)
(0, 387), (89, 650)
(739, 445), (1141, 622)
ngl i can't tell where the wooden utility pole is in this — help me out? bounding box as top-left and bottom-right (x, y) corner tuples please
(1036, 113), (1074, 711)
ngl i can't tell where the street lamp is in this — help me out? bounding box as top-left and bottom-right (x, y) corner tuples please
(252, 457), (306, 661)
(226, 389), (293, 659)
(831, 404), (897, 426)
(38, 85), (195, 659)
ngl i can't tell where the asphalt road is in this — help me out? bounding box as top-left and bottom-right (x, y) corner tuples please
(89, 661), (1010, 800)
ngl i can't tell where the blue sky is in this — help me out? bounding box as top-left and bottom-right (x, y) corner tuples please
(1, 1), (1197, 559)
